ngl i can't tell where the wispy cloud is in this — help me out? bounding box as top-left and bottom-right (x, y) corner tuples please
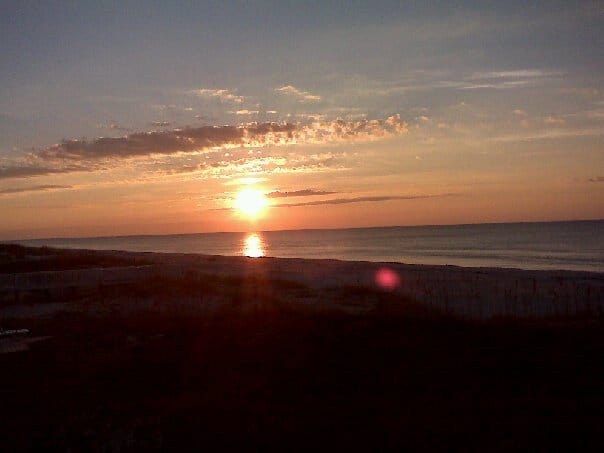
(588, 176), (604, 183)
(354, 68), (560, 96)
(468, 70), (558, 80)
(273, 194), (452, 208)
(460, 80), (532, 90)
(491, 127), (603, 143)
(230, 109), (259, 115)
(0, 165), (83, 180)
(276, 85), (321, 102)
(151, 121), (171, 127)
(98, 123), (130, 132)
(297, 113), (326, 120)
(559, 87), (601, 98)
(194, 88), (244, 103)
(458, 69), (560, 90)
(543, 116), (565, 125)
(267, 189), (336, 198)
(0, 184), (73, 195)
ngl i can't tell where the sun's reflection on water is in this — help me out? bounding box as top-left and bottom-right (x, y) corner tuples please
(242, 233), (265, 258)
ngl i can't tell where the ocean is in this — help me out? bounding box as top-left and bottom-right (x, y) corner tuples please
(10, 220), (604, 273)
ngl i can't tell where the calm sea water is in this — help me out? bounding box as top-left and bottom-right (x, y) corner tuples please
(11, 220), (604, 272)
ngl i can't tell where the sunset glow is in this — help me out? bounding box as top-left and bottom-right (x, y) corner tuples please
(0, 2), (601, 240)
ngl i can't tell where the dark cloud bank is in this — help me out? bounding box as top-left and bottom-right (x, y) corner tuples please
(0, 116), (407, 180)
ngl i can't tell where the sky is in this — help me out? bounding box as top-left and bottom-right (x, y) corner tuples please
(0, 0), (603, 239)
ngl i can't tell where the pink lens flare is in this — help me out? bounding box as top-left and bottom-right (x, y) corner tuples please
(375, 267), (400, 290)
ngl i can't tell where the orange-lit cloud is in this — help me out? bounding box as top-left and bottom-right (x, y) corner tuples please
(231, 110), (260, 115)
(273, 194), (454, 208)
(151, 121), (171, 127)
(0, 184), (73, 195)
(0, 165), (84, 180)
(543, 116), (565, 125)
(194, 88), (244, 103)
(275, 85), (321, 102)
(267, 189), (336, 198)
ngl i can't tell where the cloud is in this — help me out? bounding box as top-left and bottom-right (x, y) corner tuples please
(0, 184), (73, 195)
(151, 121), (171, 127)
(34, 124), (293, 160)
(543, 116), (565, 125)
(559, 87), (600, 98)
(194, 88), (244, 103)
(267, 189), (336, 198)
(588, 176), (604, 183)
(4, 115), (408, 179)
(97, 123), (130, 132)
(275, 85), (321, 102)
(230, 110), (259, 115)
(273, 194), (451, 208)
(460, 80), (532, 90)
(0, 165), (82, 180)
(492, 127), (604, 142)
(297, 113), (326, 121)
(160, 164), (207, 175)
(468, 70), (558, 80)
(453, 69), (561, 90)
(35, 116), (407, 161)
(512, 109), (528, 116)
(155, 151), (344, 178)
(109, 123), (129, 131)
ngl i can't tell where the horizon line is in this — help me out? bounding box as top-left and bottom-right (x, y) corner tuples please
(4, 217), (603, 243)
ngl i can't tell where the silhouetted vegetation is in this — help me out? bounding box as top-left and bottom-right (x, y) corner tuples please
(0, 244), (144, 273)
(1, 247), (603, 450)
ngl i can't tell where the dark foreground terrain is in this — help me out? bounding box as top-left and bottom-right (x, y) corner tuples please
(1, 246), (603, 451)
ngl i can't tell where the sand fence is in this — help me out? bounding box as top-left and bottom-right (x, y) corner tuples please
(1, 255), (603, 320)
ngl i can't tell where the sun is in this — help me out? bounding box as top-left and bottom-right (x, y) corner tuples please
(234, 188), (268, 218)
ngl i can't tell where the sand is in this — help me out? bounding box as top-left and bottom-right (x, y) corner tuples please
(2, 245), (604, 450)
(1, 246), (603, 320)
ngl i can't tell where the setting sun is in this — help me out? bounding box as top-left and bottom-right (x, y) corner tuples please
(234, 189), (268, 218)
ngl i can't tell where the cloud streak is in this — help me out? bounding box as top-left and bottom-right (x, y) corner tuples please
(468, 70), (558, 80)
(0, 165), (83, 180)
(230, 110), (259, 115)
(276, 85), (321, 102)
(273, 194), (452, 208)
(0, 184), (73, 195)
(194, 88), (244, 103)
(267, 189), (336, 198)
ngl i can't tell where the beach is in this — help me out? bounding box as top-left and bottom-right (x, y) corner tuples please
(1, 244), (604, 450)
(2, 245), (603, 320)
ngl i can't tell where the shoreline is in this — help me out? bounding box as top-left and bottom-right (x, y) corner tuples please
(8, 218), (603, 274)
(2, 245), (604, 320)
